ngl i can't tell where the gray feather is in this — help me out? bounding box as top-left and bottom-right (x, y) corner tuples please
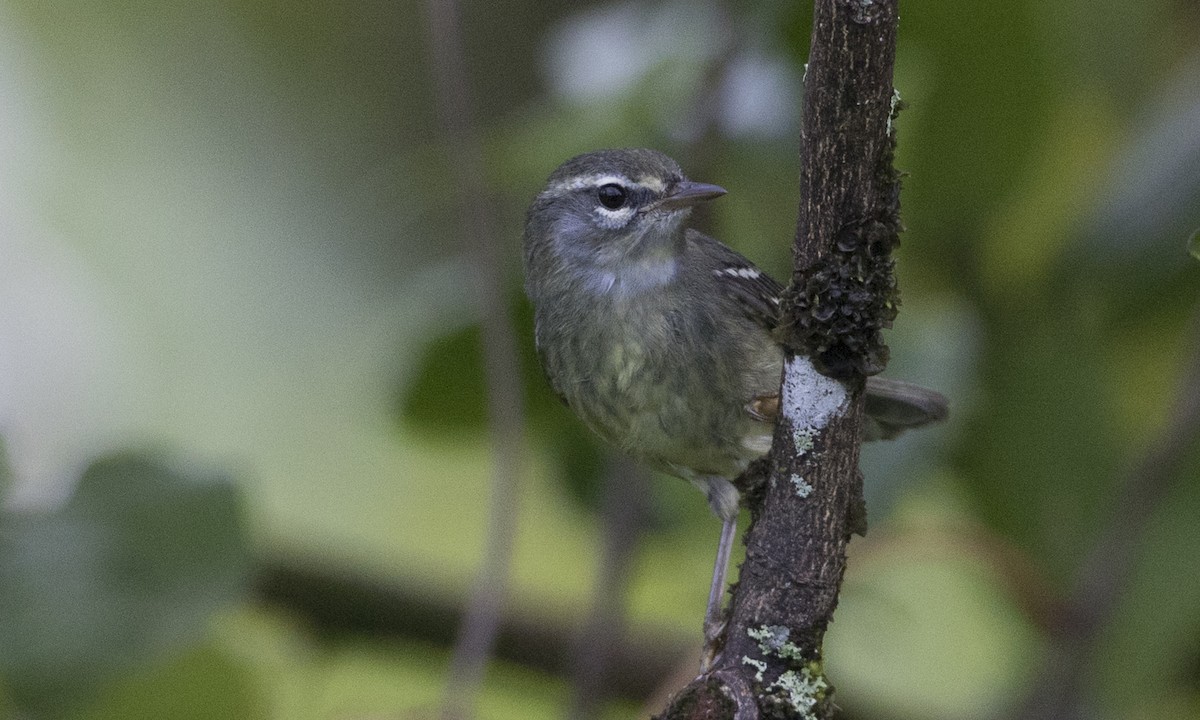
(863, 377), (949, 440)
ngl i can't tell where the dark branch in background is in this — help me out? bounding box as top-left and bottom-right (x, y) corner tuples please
(1014, 302), (1200, 720)
(566, 456), (653, 720)
(422, 1), (525, 718)
(657, 0), (901, 717)
(251, 558), (689, 702)
(674, 1), (741, 186)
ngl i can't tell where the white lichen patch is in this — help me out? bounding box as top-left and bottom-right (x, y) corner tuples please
(747, 625), (805, 661)
(748, 625), (786, 654)
(746, 625), (828, 717)
(781, 356), (847, 443)
(770, 666), (829, 719)
(888, 88), (902, 135)
(791, 428), (814, 455)
(741, 656), (767, 682)
(791, 475), (813, 498)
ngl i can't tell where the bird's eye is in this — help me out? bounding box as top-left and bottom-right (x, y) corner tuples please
(597, 183), (627, 210)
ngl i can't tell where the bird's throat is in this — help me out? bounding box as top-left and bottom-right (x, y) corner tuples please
(586, 252), (679, 297)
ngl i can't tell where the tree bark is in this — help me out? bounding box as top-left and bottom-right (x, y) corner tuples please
(656, 0), (901, 717)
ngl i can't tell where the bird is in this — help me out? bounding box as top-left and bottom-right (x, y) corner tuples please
(521, 148), (946, 651)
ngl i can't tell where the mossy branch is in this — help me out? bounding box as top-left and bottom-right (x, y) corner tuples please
(655, 0), (901, 717)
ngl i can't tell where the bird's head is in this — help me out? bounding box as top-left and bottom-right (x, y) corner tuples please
(524, 148), (725, 296)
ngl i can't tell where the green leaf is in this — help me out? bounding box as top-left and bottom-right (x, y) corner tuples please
(1189, 228), (1200, 261)
(396, 291), (551, 436)
(0, 453), (250, 718)
(397, 321), (491, 435)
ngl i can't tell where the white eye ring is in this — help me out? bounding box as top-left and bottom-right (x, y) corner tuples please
(593, 204), (635, 229)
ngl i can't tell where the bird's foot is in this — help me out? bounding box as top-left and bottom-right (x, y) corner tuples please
(700, 612), (727, 672)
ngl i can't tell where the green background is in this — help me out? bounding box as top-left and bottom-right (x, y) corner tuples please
(1, 0), (1198, 718)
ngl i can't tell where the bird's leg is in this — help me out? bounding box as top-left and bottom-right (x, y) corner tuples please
(701, 514), (737, 670)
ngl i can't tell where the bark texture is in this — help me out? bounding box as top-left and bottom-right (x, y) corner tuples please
(657, 0), (901, 717)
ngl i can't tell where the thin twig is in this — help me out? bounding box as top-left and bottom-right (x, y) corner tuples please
(564, 455), (652, 720)
(674, 1), (740, 183)
(251, 556), (689, 702)
(422, 2), (525, 718)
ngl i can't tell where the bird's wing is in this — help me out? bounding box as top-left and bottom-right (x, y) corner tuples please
(687, 229), (785, 333)
(748, 379), (948, 438)
(684, 231), (950, 438)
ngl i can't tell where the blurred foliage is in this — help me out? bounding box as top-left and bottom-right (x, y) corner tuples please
(829, 481), (1044, 718)
(0, 454), (249, 718)
(80, 643), (266, 720)
(398, 294), (610, 511)
(0, 440), (9, 500)
(1, 0), (1199, 719)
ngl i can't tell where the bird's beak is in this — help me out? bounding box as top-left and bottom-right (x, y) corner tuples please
(655, 181), (727, 211)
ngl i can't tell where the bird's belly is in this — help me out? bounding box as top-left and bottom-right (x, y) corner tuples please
(560, 328), (769, 480)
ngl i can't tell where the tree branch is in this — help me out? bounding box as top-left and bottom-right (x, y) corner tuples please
(422, 1), (525, 717)
(657, 0), (901, 717)
(250, 557), (690, 704)
(566, 455), (654, 719)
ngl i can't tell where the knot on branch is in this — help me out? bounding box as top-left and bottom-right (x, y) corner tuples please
(778, 211), (900, 379)
(654, 670), (755, 720)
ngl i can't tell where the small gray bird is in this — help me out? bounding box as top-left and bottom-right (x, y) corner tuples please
(522, 148), (946, 645)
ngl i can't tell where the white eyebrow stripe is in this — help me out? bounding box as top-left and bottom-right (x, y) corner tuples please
(638, 176), (667, 192)
(544, 174), (631, 194)
(543, 173), (666, 196)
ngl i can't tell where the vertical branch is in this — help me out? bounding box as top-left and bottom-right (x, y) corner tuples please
(565, 455), (652, 720)
(674, 1), (740, 184)
(423, 1), (525, 718)
(657, 0), (901, 717)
